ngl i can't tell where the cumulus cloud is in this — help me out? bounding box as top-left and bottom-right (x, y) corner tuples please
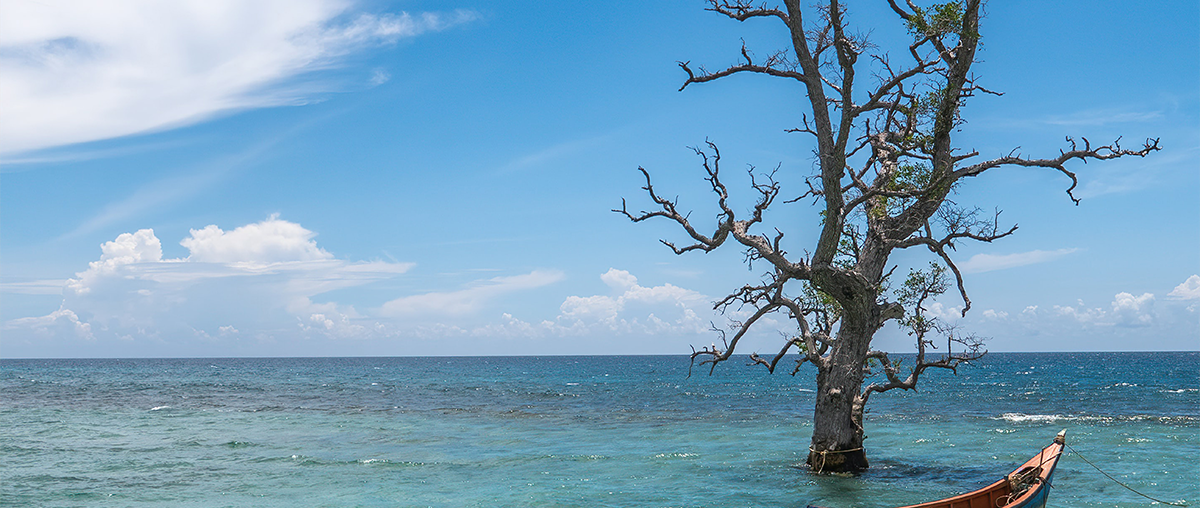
(1109, 292), (1155, 327)
(981, 309), (1009, 320)
(600, 267), (639, 290)
(6, 307), (94, 340)
(0, 0), (479, 155)
(958, 248), (1078, 274)
(552, 268), (710, 336)
(67, 228), (164, 294)
(1168, 275), (1200, 300)
(921, 301), (965, 321)
(181, 214), (332, 263)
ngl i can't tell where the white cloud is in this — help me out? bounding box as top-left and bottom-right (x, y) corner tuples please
(551, 270), (711, 336)
(1168, 275), (1200, 300)
(67, 228), (164, 295)
(1050, 304), (1106, 324)
(368, 68), (391, 86)
(181, 214), (332, 263)
(981, 309), (1008, 320)
(5, 307), (94, 340)
(380, 270), (564, 317)
(1109, 292), (1155, 327)
(600, 268), (638, 290)
(922, 301), (964, 321)
(0, 0), (478, 155)
(958, 248), (1078, 274)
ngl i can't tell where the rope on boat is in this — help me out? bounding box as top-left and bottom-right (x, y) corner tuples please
(1065, 442), (1188, 506)
(808, 446), (863, 473)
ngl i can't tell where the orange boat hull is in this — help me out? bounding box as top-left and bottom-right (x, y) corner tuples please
(809, 431), (1066, 508)
(899, 431), (1064, 508)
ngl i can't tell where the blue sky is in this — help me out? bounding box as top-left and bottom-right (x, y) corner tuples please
(1, 0), (1196, 358)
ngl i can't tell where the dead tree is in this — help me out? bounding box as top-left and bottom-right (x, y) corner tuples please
(617, 0), (1157, 473)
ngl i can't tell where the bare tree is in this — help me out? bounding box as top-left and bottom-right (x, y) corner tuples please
(617, 0), (1158, 473)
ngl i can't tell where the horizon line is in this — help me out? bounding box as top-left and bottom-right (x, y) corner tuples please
(2, 350), (1196, 361)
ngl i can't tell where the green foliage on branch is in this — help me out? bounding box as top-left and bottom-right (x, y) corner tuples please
(897, 262), (950, 336)
(906, 1), (965, 39)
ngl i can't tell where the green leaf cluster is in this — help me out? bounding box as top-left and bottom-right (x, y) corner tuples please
(799, 281), (843, 323)
(897, 262), (948, 306)
(896, 262), (949, 336)
(872, 162), (935, 219)
(906, 2), (965, 39)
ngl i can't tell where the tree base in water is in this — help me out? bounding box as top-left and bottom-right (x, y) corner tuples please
(807, 448), (869, 473)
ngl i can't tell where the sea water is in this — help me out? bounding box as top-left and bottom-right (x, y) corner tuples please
(2, 352), (1196, 507)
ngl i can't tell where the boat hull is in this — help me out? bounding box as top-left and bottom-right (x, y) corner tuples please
(807, 431), (1066, 508)
(899, 431), (1064, 508)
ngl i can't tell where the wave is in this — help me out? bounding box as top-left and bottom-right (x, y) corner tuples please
(996, 412), (1199, 424)
(998, 413), (1064, 423)
(653, 452), (699, 459)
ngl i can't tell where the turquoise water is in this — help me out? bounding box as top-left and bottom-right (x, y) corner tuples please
(2, 353), (1196, 507)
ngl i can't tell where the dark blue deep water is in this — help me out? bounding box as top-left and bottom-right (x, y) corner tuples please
(2, 352), (1197, 507)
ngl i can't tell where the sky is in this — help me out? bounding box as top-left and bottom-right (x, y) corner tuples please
(1, 0), (1197, 358)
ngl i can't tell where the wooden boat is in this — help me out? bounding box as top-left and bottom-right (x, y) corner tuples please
(810, 430), (1067, 508)
(898, 430), (1066, 508)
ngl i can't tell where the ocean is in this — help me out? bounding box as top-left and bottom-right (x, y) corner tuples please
(2, 352), (1196, 507)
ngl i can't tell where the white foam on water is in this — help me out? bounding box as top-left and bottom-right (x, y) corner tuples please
(997, 413), (1064, 423)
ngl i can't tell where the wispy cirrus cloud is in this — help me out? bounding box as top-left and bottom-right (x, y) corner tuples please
(0, 279), (70, 296)
(496, 132), (616, 175)
(58, 115), (324, 239)
(380, 270), (564, 317)
(1038, 108), (1163, 127)
(0, 0), (478, 156)
(958, 248), (1079, 274)
(1074, 145), (1199, 199)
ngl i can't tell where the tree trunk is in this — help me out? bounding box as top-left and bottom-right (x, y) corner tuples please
(806, 315), (872, 473)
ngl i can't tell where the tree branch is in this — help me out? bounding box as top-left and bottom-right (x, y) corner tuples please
(707, 0), (791, 25)
(954, 137), (1161, 204)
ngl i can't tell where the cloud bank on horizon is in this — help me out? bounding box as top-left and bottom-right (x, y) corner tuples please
(3, 218), (725, 356)
(5, 216), (1196, 357)
(0, 0), (477, 156)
